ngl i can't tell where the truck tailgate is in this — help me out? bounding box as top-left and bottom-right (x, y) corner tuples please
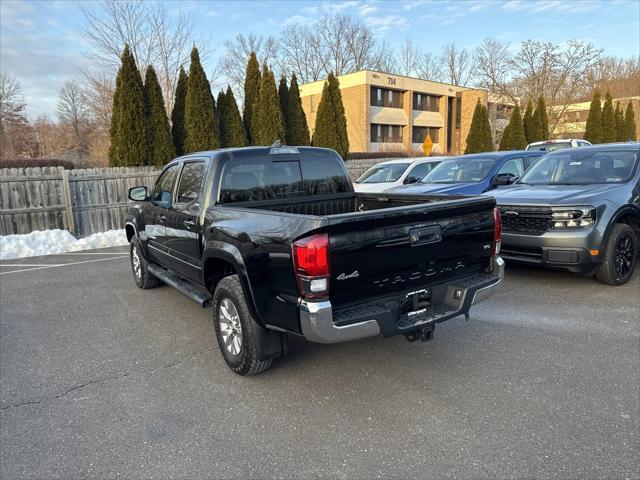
(327, 196), (496, 308)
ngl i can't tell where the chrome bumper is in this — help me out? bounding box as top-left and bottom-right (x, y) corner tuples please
(299, 256), (505, 344)
(471, 256), (505, 305)
(299, 300), (381, 344)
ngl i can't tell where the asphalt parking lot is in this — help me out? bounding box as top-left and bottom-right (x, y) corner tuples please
(0, 247), (638, 479)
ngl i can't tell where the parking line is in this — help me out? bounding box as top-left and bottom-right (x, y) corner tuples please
(59, 252), (128, 255)
(0, 264), (65, 267)
(0, 255), (128, 275)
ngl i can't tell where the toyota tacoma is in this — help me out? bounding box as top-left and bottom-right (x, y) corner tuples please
(125, 145), (504, 375)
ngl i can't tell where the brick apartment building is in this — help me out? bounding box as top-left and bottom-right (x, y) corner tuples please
(299, 70), (514, 155)
(550, 96), (640, 140)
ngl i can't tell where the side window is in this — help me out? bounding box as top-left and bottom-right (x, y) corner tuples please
(176, 162), (206, 203)
(525, 155), (543, 169)
(498, 158), (525, 177)
(405, 163), (431, 182)
(152, 164), (179, 204)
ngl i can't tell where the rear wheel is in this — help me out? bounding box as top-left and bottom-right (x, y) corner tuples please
(212, 275), (273, 376)
(130, 237), (160, 289)
(595, 224), (637, 285)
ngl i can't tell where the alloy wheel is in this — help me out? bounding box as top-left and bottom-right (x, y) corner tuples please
(219, 298), (243, 356)
(614, 234), (634, 279)
(131, 245), (141, 280)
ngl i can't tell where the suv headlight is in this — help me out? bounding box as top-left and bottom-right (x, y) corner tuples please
(550, 207), (596, 229)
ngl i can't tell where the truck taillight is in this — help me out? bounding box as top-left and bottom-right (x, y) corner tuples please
(292, 233), (330, 300)
(493, 208), (502, 256)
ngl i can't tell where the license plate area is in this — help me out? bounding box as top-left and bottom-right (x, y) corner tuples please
(403, 288), (432, 313)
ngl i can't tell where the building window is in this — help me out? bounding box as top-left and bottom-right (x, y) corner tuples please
(455, 97), (462, 129)
(412, 126), (440, 143)
(412, 93), (440, 112)
(370, 87), (403, 108)
(370, 123), (403, 143)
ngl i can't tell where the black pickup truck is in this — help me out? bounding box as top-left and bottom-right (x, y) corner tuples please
(125, 145), (504, 375)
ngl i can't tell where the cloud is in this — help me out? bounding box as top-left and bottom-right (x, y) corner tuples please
(364, 14), (408, 33)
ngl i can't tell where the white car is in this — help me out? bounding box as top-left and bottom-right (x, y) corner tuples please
(526, 139), (592, 152)
(353, 157), (445, 193)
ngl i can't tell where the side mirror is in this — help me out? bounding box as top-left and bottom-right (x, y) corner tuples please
(404, 176), (420, 184)
(128, 186), (149, 201)
(492, 173), (517, 187)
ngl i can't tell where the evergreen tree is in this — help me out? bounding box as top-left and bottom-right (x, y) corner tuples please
(614, 103), (625, 142)
(601, 91), (616, 143)
(171, 67), (188, 156)
(481, 105), (494, 151)
(523, 99), (534, 143)
(144, 65), (175, 165)
(278, 75), (288, 135)
(498, 123), (512, 151)
(243, 52), (261, 145)
(286, 74), (311, 146)
(184, 47), (219, 152)
(219, 86), (246, 147)
(252, 64), (285, 145)
(537, 96), (549, 139)
(313, 73), (349, 159)
(499, 104), (526, 150)
(465, 100), (486, 154)
(108, 44), (149, 167)
(529, 102), (544, 143)
(584, 90), (603, 144)
(624, 101), (637, 141)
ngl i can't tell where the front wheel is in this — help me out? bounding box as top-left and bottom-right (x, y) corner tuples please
(595, 224), (638, 285)
(212, 275), (273, 375)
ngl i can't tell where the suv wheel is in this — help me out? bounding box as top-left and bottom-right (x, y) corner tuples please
(212, 275), (273, 376)
(130, 237), (160, 289)
(595, 223), (638, 285)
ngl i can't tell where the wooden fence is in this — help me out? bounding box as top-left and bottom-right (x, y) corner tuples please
(0, 166), (160, 237)
(0, 159), (395, 238)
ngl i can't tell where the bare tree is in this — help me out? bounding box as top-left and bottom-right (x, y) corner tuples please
(512, 39), (602, 132)
(277, 24), (325, 83)
(416, 52), (444, 82)
(474, 38), (515, 101)
(0, 73), (29, 159)
(398, 39), (419, 76)
(0, 72), (25, 127)
(218, 33), (278, 101)
(442, 43), (474, 86)
(57, 80), (90, 152)
(81, 0), (209, 112)
(586, 55), (640, 100)
(371, 41), (397, 73)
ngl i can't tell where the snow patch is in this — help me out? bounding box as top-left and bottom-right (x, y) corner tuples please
(0, 229), (128, 260)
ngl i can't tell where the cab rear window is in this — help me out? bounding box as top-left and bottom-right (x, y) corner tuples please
(219, 153), (351, 203)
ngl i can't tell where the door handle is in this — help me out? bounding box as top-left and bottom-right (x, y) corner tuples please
(183, 220), (196, 228)
(158, 214), (166, 222)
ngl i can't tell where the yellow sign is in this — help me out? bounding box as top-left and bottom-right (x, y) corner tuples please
(422, 133), (433, 156)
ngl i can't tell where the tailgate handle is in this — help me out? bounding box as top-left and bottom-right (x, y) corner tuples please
(409, 226), (442, 246)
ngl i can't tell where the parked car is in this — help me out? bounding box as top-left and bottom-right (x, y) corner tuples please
(353, 157), (445, 193)
(492, 143), (640, 285)
(385, 151), (544, 196)
(526, 139), (591, 152)
(125, 145), (504, 375)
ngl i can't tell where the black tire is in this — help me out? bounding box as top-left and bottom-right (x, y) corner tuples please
(595, 223), (638, 286)
(130, 236), (160, 289)
(212, 275), (273, 376)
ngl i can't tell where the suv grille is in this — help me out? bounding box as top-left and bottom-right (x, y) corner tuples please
(499, 205), (552, 235)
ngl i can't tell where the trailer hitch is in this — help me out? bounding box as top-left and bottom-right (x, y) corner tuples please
(404, 323), (435, 342)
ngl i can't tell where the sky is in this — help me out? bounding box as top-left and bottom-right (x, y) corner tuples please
(1, 0), (639, 119)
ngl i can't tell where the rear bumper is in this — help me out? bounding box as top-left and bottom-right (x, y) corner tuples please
(299, 257), (505, 344)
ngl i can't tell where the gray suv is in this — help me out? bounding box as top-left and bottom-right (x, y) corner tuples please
(491, 144), (640, 285)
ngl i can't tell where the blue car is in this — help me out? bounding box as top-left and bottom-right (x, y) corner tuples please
(385, 151), (545, 195)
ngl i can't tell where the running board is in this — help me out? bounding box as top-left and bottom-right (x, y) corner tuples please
(147, 263), (212, 307)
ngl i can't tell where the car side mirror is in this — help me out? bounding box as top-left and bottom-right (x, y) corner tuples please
(404, 176), (420, 184)
(128, 186), (149, 201)
(492, 173), (517, 187)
